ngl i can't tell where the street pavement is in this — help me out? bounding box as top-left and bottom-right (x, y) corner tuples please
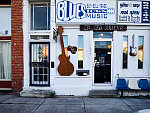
(0, 95), (150, 113)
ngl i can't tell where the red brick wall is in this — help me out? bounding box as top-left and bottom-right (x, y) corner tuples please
(11, 0), (23, 94)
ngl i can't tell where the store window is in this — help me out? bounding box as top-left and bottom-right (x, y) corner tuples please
(30, 42), (50, 86)
(0, 42), (11, 79)
(123, 36), (128, 69)
(0, 6), (11, 36)
(138, 36), (144, 69)
(31, 3), (50, 30)
(78, 35), (83, 68)
(63, 35), (68, 56)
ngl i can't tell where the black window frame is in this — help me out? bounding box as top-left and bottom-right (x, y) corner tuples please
(30, 42), (50, 86)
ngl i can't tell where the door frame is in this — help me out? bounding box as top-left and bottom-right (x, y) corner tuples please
(92, 38), (113, 86)
(29, 42), (50, 86)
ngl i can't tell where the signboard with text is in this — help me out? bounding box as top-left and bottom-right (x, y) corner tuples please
(80, 25), (127, 31)
(142, 1), (150, 23)
(118, 1), (141, 23)
(118, 1), (150, 23)
(56, 0), (116, 23)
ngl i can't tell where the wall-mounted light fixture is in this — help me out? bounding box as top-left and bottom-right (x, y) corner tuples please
(99, 33), (103, 38)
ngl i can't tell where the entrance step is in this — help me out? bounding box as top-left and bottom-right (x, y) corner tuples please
(89, 90), (120, 98)
(20, 90), (55, 98)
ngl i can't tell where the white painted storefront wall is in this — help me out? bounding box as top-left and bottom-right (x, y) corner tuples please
(22, 0), (150, 96)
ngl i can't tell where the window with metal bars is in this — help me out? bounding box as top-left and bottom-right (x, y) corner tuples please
(30, 42), (50, 86)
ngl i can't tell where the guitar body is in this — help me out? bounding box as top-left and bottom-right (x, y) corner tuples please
(130, 35), (137, 56)
(58, 54), (74, 76)
(130, 46), (137, 56)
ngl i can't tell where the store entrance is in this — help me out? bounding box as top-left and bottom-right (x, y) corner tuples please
(94, 39), (112, 84)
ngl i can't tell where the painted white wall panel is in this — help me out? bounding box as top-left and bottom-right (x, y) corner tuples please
(115, 29), (150, 77)
(56, 28), (90, 76)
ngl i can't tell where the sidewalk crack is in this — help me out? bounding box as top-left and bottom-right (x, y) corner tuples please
(0, 95), (16, 104)
(82, 98), (86, 113)
(120, 98), (134, 112)
(32, 98), (46, 113)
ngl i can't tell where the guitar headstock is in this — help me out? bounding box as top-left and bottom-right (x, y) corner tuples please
(133, 34), (135, 39)
(58, 26), (63, 35)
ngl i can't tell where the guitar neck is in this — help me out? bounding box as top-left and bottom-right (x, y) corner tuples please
(58, 26), (65, 55)
(133, 35), (134, 48)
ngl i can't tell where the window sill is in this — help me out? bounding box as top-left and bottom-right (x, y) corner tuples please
(0, 36), (11, 40)
(55, 76), (90, 78)
(29, 30), (50, 33)
(0, 79), (11, 81)
(115, 76), (150, 78)
(0, 88), (11, 90)
(29, 31), (51, 36)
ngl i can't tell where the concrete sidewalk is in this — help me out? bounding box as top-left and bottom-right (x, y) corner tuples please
(0, 95), (150, 113)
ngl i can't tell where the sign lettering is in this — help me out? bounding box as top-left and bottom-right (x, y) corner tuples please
(118, 1), (150, 23)
(80, 25), (127, 31)
(56, 0), (116, 23)
(142, 1), (150, 23)
(118, 1), (141, 23)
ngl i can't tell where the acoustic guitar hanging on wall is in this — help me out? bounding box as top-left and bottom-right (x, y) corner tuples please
(57, 26), (74, 76)
(130, 34), (137, 56)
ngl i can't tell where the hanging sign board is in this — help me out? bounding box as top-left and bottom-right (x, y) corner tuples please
(56, 0), (116, 23)
(53, 28), (58, 42)
(118, 1), (141, 23)
(80, 25), (127, 31)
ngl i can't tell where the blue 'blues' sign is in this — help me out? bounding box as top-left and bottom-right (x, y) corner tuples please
(56, 0), (116, 23)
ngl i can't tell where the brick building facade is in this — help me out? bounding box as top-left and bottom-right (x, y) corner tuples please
(0, 0), (23, 94)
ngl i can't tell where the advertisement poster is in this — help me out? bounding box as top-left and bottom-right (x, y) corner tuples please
(118, 1), (141, 23)
(118, 1), (150, 23)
